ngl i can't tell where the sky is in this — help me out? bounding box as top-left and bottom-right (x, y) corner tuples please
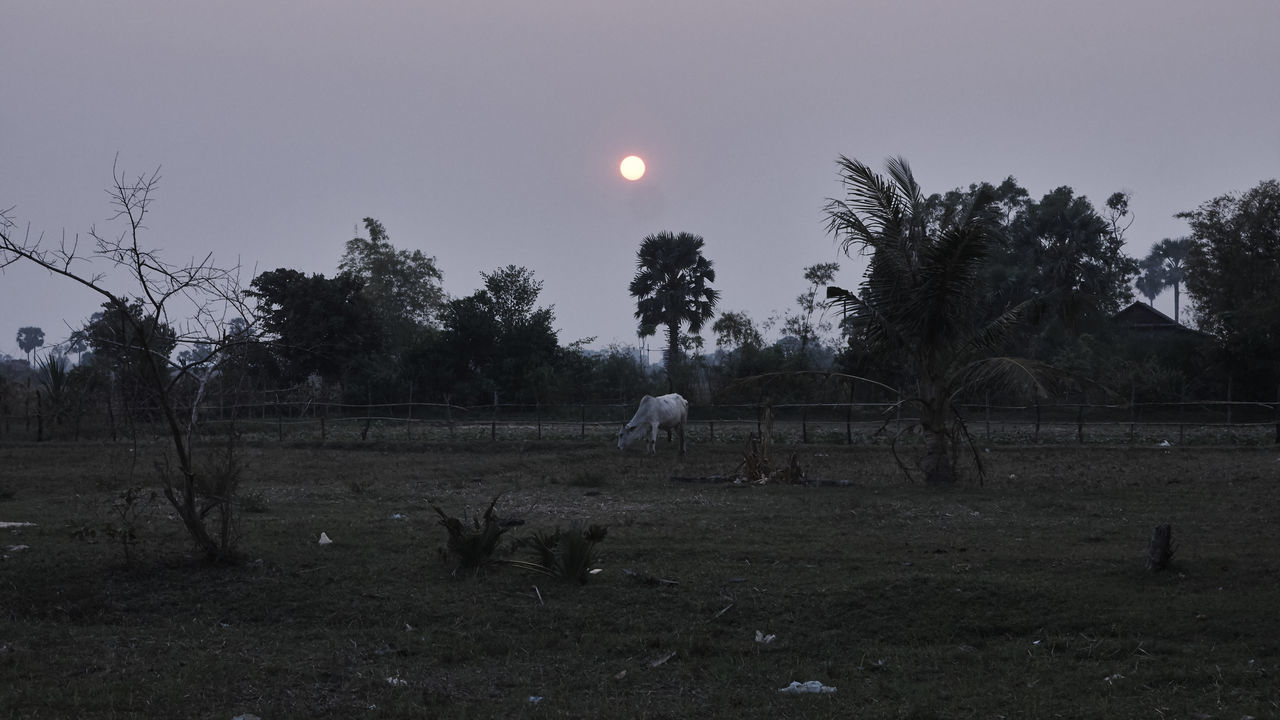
(3, 0), (1278, 361)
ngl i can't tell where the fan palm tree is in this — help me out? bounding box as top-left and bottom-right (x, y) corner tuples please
(1139, 236), (1192, 324)
(1134, 256), (1164, 306)
(824, 156), (1045, 483)
(629, 231), (720, 389)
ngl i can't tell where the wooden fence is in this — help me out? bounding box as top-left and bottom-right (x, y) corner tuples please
(4, 398), (1279, 446)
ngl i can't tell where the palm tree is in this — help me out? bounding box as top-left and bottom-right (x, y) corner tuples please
(629, 231), (720, 389)
(1138, 237), (1192, 324)
(16, 326), (44, 364)
(824, 156), (1042, 484)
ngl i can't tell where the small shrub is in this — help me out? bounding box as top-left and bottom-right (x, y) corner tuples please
(105, 485), (158, 566)
(514, 524), (608, 584)
(431, 495), (515, 573)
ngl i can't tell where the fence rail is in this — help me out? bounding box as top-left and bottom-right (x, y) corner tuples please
(4, 399), (1279, 446)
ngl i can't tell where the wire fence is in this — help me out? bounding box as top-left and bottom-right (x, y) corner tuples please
(5, 398), (1279, 446)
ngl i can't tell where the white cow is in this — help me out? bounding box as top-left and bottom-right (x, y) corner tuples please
(617, 393), (689, 455)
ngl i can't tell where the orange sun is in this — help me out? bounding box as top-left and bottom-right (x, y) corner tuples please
(620, 155), (646, 181)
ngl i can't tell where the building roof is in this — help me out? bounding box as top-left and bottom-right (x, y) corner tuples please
(1112, 301), (1207, 337)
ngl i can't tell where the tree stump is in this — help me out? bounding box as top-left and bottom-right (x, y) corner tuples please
(1146, 524), (1174, 571)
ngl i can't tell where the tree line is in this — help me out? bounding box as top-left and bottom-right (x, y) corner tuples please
(3, 165), (1279, 427)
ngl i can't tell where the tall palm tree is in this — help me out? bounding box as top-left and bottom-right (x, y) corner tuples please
(824, 156), (1041, 483)
(1139, 236), (1192, 324)
(1135, 256), (1164, 306)
(629, 231), (720, 389)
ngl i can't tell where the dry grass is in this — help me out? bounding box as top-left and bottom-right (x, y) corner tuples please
(0, 438), (1277, 718)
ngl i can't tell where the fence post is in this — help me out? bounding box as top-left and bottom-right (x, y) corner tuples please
(1076, 396), (1085, 444)
(276, 392), (283, 443)
(709, 420), (714, 442)
(407, 381), (413, 441)
(802, 407), (808, 443)
(985, 392), (991, 439)
(1034, 400), (1041, 443)
(1178, 380), (1186, 444)
(1226, 375), (1233, 425)
(446, 396), (456, 440)
(537, 402), (542, 441)
(846, 384), (853, 445)
(361, 390), (372, 441)
(580, 404), (586, 439)
(1129, 385), (1137, 443)
(491, 392), (498, 441)
(1075, 394), (1085, 440)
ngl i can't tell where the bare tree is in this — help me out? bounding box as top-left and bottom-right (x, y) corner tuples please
(0, 161), (255, 562)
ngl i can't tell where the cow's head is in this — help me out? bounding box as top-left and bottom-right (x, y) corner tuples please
(617, 423), (643, 451)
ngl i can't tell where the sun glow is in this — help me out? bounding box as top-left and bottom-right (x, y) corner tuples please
(620, 155), (646, 181)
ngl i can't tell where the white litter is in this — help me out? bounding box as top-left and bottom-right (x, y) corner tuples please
(528, 696), (543, 704)
(1159, 440), (1172, 447)
(318, 532), (333, 545)
(778, 680), (836, 695)
(386, 676), (408, 687)
(754, 630), (776, 644)
(0, 522), (35, 528)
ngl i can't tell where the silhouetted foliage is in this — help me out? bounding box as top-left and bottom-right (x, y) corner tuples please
(246, 268), (383, 386)
(16, 326), (44, 363)
(1181, 178), (1280, 398)
(629, 231), (720, 391)
(825, 156), (1053, 483)
(426, 265), (560, 404)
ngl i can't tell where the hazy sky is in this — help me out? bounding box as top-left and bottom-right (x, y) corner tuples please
(4, 1), (1278, 360)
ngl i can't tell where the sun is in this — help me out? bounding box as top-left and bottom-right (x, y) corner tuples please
(620, 155), (646, 181)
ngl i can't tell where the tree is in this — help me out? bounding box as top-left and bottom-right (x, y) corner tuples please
(432, 265), (560, 403)
(823, 156), (1043, 484)
(34, 353), (82, 428)
(1179, 179), (1280, 396)
(1, 163), (255, 562)
(81, 301), (179, 411)
(628, 231), (720, 390)
(712, 310), (765, 353)
(1104, 191), (1134, 248)
(16, 326), (43, 364)
(338, 217), (444, 332)
(779, 262), (841, 364)
(1138, 236), (1192, 324)
(66, 329), (89, 364)
(1003, 185), (1139, 331)
(246, 268), (383, 386)
(935, 180), (1138, 358)
(1134, 256), (1164, 306)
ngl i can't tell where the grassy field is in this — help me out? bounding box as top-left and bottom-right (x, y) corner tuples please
(1, 436), (1277, 719)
